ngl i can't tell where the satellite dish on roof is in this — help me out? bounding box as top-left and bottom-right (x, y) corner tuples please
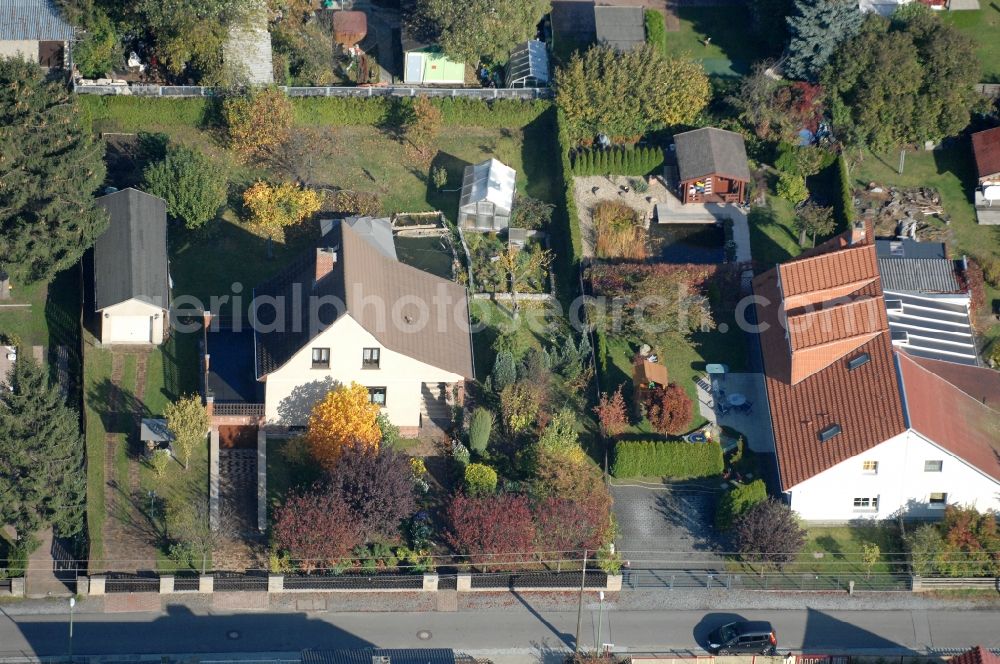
(984, 185), (1000, 201)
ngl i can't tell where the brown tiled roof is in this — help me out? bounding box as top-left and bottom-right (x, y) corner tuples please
(898, 352), (1000, 483)
(754, 232), (908, 490)
(948, 647), (1000, 664)
(971, 126), (1000, 179)
(254, 220), (474, 380)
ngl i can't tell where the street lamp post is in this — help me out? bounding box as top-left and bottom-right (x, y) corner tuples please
(596, 590), (605, 654)
(68, 596), (76, 662)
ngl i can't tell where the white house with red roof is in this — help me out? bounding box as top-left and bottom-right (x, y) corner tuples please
(754, 223), (1000, 521)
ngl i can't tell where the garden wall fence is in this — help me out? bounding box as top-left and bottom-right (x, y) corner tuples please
(75, 570), (619, 596)
(73, 83), (553, 100)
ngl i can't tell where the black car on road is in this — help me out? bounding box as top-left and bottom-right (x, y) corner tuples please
(706, 620), (777, 655)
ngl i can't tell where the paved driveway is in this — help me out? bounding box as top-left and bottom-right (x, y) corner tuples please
(612, 481), (724, 571)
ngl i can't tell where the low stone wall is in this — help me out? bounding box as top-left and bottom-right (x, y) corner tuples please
(83, 572), (623, 596)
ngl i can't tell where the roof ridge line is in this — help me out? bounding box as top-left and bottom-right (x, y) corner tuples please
(787, 294), (883, 319)
(790, 329), (882, 353)
(781, 241), (873, 267)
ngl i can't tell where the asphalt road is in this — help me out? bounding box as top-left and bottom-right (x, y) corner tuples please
(2, 605), (999, 658)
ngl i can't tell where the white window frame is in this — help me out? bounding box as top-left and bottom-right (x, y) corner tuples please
(852, 496), (879, 512)
(924, 459), (943, 473)
(311, 347), (330, 368)
(862, 460), (878, 474)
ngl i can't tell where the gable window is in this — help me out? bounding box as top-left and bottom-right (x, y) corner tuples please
(311, 347), (330, 369)
(853, 496), (879, 511)
(362, 347), (381, 369)
(929, 492), (947, 508)
(367, 386), (387, 406)
(862, 460), (878, 474)
(924, 460), (943, 473)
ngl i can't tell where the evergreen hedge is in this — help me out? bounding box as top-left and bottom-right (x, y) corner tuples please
(714, 479), (768, 530)
(556, 108), (583, 283)
(644, 10), (667, 56)
(570, 145), (664, 176)
(79, 94), (551, 132)
(611, 440), (724, 478)
(835, 154), (856, 228)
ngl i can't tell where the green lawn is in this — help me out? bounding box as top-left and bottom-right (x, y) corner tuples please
(853, 145), (1000, 344)
(725, 523), (905, 577)
(663, 6), (769, 77)
(602, 308), (748, 436)
(749, 200), (802, 268)
(943, 9), (1000, 83)
(83, 345), (112, 562)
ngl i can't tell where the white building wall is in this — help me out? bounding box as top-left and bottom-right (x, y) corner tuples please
(263, 314), (463, 428)
(787, 430), (1000, 521)
(99, 298), (167, 345)
(0, 41), (39, 61)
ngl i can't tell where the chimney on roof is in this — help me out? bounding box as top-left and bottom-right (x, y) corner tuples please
(849, 221), (866, 246)
(315, 246), (337, 285)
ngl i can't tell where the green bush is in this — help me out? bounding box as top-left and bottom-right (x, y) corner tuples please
(776, 172), (808, 204)
(570, 145), (664, 177)
(464, 463), (498, 497)
(645, 9), (667, 56)
(292, 96), (392, 126)
(468, 407), (494, 454)
(292, 97), (551, 128)
(611, 440), (724, 478)
(715, 479), (767, 530)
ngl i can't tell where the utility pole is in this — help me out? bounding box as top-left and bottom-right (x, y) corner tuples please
(574, 549), (589, 653)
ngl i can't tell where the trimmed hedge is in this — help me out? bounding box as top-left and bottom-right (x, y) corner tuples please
(570, 145), (664, 177)
(79, 95), (213, 131)
(612, 440), (724, 479)
(835, 154), (855, 228)
(80, 94), (551, 132)
(715, 479), (767, 530)
(644, 9), (667, 56)
(555, 108), (583, 293)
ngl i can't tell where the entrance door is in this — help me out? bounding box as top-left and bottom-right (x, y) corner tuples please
(38, 42), (64, 68)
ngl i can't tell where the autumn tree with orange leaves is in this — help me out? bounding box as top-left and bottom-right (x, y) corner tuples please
(306, 383), (381, 470)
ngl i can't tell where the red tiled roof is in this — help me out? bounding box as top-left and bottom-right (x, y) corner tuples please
(948, 646), (1000, 664)
(754, 230), (907, 490)
(971, 126), (1000, 179)
(898, 353), (1000, 483)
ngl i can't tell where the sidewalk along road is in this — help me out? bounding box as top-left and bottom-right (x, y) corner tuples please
(1, 606), (999, 658)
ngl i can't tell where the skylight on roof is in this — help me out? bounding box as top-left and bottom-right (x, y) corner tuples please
(818, 424), (842, 442)
(847, 353), (871, 370)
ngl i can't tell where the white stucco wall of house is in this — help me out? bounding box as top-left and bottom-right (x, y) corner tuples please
(263, 314), (464, 428)
(787, 430), (1000, 521)
(0, 41), (39, 61)
(100, 298), (167, 345)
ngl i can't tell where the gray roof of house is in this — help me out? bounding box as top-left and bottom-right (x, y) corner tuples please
(878, 257), (960, 293)
(339, 216), (397, 260)
(594, 6), (645, 51)
(93, 189), (169, 311)
(254, 219), (474, 379)
(0, 0), (74, 41)
(875, 239), (947, 260)
(674, 127), (751, 183)
(550, 0), (597, 41)
(884, 290), (979, 366)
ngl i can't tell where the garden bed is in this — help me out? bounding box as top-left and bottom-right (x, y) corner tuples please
(463, 232), (553, 296)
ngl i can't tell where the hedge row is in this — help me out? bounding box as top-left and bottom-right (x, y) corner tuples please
(835, 154), (856, 228)
(611, 440), (724, 479)
(79, 95), (213, 132)
(79, 94), (552, 133)
(555, 108), (583, 290)
(644, 9), (667, 56)
(570, 145), (664, 177)
(714, 479), (767, 530)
